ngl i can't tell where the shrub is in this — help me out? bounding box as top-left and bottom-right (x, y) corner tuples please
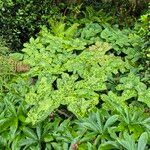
(0, 0), (58, 50)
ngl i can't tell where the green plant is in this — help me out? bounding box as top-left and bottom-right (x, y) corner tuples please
(0, 0), (61, 50)
(133, 8), (150, 84)
(12, 23), (137, 124)
(117, 132), (149, 150)
(0, 5), (149, 149)
(76, 109), (150, 149)
(78, 110), (118, 146)
(0, 96), (29, 150)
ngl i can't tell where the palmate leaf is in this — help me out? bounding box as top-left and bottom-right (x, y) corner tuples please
(79, 110), (118, 139)
(79, 132), (97, 143)
(102, 93), (150, 137)
(51, 142), (62, 150)
(11, 135), (23, 150)
(10, 117), (18, 139)
(64, 41), (127, 78)
(26, 97), (60, 124)
(117, 132), (149, 150)
(116, 72), (147, 91)
(26, 74), (100, 123)
(142, 118), (150, 131)
(117, 132), (137, 150)
(116, 72), (150, 107)
(101, 27), (130, 48)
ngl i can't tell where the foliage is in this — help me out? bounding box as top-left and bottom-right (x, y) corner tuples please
(77, 109), (150, 149)
(11, 23), (143, 124)
(0, 0), (59, 50)
(0, 0), (148, 51)
(0, 1), (149, 149)
(0, 38), (13, 91)
(133, 8), (150, 84)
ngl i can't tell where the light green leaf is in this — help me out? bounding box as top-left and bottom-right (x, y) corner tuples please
(104, 115), (118, 131)
(22, 127), (37, 140)
(138, 132), (148, 150)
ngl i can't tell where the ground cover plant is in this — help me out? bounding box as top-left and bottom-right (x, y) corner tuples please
(0, 0), (149, 149)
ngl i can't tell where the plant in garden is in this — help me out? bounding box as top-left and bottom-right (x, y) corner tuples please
(76, 109), (150, 149)
(78, 110), (119, 147)
(117, 131), (149, 150)
(11, 23), (137, 124)
(0, 4), (150, 149)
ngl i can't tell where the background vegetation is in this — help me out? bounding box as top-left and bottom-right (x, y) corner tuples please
(0, 0), (149, 149)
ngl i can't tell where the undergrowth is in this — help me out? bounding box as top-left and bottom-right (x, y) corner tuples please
(0, 1), (149, 150)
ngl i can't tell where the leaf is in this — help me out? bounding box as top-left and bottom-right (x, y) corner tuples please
(10, 117), (18, 138)
(99, 141), (120, 150)
(19, 138), (37, 147)
(9, 53), (23, 60)
(51, 142), (62, 150)
(62, 142), (69, 150)
(0, 118), (10, 125)
(138, 89), (150, 107)
(11, 135), (22, 150)
(138, 132), (148, 150)
(80, 132), (97, 143)
(45, 143), (52, 150)
(87, 142), (94, 150)
(65, 23), (79, 38)
(103, 115), (118, 131)
(49, 21), (65, 37)
(36, 123), (42, 140)
(4, 99), (17, 116)
(95, 111), (103, 133)
(44, 134), (54, 142)
(29, 37), (35, 44)
(80, 23), (102, 40)
(22, 127), (37, 140)
(117, 132), (137, 150)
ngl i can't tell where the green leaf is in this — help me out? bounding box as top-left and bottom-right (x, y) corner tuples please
(51, 142), (62, 150)
(80, 132), (97, 143)
(36, 123), (42, 140)
(98, 141), (120, 150)
(138, 89), (150, 107)
(138, 132), (148, 150)
(44, 134), (54, 142)
(117, 132), (137, 150)
(65, 23), (79, 38)
(10, 117), (18, 138)
(11, 135), (22, 150)
(4, 99), (17, 117)
(22, 127), (37, 140)
(19, 138), (37, 147)
(104, 115), (118, 131)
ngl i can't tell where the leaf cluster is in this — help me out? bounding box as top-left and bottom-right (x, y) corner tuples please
(0, 5), (149, 149)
